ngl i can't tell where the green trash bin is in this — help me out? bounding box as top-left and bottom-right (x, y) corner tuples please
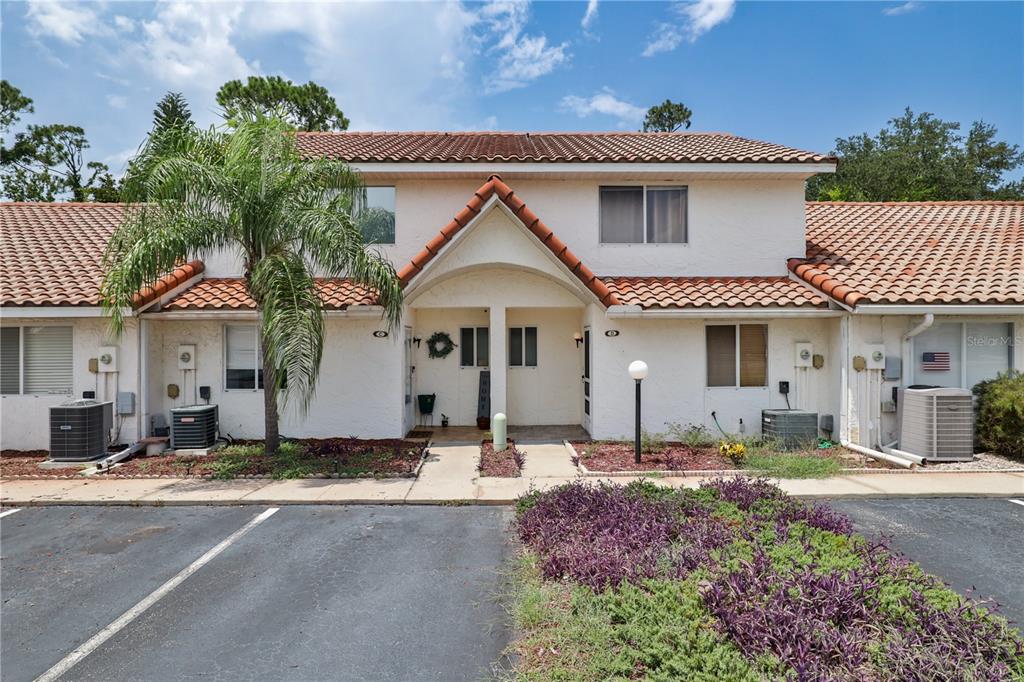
(417, 394), (436, 415)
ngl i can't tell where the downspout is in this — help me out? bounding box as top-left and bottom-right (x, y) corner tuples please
(138, 317), (149, 440)
(838, 314), (916, 468)
(901, 313), (935, 381)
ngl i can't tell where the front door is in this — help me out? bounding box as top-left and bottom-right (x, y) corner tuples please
(403, 326), (414, 435)
(582, 326), (592, 433)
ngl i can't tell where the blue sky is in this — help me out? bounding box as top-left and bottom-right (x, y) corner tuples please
(3, 1), (1021, 177)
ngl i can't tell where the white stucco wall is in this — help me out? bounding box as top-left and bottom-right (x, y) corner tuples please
(1, 317), (142, 451)
(584, 312), (840, 441)
(147, 317), (404, 440)
(200, 177), (807, 278)
(846, 314), (1022, 447)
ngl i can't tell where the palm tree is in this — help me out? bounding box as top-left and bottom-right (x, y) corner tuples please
(102, 115), (403, 454)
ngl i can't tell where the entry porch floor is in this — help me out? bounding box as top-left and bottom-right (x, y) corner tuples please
(414, 424), (589, 445)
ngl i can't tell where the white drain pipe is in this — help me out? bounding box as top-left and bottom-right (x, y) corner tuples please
(841, 439), (916, 469)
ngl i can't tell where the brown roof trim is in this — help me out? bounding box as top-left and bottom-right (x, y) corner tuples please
(132, 261), (205, 308)
(396, 176), (620, 307)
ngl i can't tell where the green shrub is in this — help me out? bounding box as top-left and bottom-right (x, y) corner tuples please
(640, 428), (667, 454)
(973, 371), (1024, 459)
(666, 422), (715, 448)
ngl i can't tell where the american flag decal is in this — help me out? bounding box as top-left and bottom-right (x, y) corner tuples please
(921, 351), (951, 371)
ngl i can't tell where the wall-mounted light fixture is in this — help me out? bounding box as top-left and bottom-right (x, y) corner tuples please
(573, 331), (583, 348)
(372, 330), (389, 338)
(604, 329), (620, 338)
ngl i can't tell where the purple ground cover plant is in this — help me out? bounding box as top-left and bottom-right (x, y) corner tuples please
(514, 478), (1024, 679)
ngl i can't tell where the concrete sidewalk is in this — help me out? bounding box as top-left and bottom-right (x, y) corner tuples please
(2, 469), (1021, 506)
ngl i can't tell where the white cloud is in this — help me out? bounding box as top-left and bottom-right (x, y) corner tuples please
(25, 0), (111, 45)
(560, 88), (646, 126)
(642, 0), (735, 56)
(581, 0), (599, 31)
(479, 1), (570, 93)
(107, 94), (128, 109)
(113, 15), (136, 32)
(882, 2), (921, 16)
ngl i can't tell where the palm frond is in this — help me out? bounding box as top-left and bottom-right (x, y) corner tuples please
(249, 253), (324, 413)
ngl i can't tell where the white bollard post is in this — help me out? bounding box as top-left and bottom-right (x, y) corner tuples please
(493, 412), (507, 452)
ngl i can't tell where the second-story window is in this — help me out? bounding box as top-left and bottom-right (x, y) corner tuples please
(599, 185), (687, 244)
(355, 186), (396, 245)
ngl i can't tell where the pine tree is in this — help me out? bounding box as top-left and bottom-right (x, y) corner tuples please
(152, 92), (193, 133)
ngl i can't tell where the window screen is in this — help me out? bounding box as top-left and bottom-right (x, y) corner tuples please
(739, 324), (768, 387)
(599, 187), (644, 243)
(356, 186), (396, 244)
(646, 187), (687, 243)
(226, 325), (257, 389)
(476, 327), (489, 367)
(706, 325), (736, 387)
(1, 327), (21, 394)
(23, 326), (72, 394)
(509, 327), (538, 367)
(524, 326), (538, 367)
(460, 327), (489, 367)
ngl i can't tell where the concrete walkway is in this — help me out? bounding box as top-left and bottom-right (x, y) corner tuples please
(2, 444), (1022, 506)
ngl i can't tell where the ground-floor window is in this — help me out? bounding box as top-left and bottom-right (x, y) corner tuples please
(460, 327), (489, 367)
(225, 325), (265, 390)
(912, 322), (1014, 389)
(0, 326), (73, 395)
(706, 324), (768, 387)
(509, 326), (538, 367)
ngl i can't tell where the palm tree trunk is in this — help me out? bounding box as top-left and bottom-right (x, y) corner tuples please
(261, 330), (280, 455)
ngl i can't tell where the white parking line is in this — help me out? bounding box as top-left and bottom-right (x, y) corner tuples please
(1008, 499), (1024, 508)
(33, 507), (280, 682)
(0, 508), (22, 519)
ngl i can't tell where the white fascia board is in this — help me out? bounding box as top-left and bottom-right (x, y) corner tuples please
(141, 305), (387, 320)
(0, 306), (131, 319)
(852, 304), (1024, 315)
(606, 305), (842, 319)
(351, 162), (837, 177)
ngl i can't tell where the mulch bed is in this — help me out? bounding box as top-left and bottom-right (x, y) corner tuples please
(570, 441), (898, 473)
(1, 450), (71, 478)
(104, 438), (427, 479)
(571, 441), (731, 472)
(479, 440), (524, 477)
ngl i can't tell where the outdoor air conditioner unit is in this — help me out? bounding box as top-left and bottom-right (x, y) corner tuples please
(899, 387), (974, 461)
(49, 400), (113, 461)
(761, 409), (818, 450)
(170, 405), (219, 450)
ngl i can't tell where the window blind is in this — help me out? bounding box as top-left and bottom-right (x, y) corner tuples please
(706, 325), (736, 387)
(739, 325), (767, 387)
(1, 327), (20, 394)
(23, 326), (72, 394)
(226, 325), (257, 389)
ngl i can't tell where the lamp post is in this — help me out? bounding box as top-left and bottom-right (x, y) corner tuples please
(628, 360), (648, 465)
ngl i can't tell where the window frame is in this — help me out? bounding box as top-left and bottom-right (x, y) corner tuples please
(599, 184), (688, 245)
(705, 323), (769, 389)
(223, 324), (263, 392)
(508, 325), (539, 368)
(357, 185), (397, 246)
(0, 325), (74, 396)
(459, 326), (490, 368)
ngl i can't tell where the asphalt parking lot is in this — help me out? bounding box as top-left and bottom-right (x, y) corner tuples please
(1, 505), (514, 682)
(832, 497), (1024, 628)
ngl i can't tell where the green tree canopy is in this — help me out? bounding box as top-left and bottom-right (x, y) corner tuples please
(642, 99), (693, 132)
(103, 116), (401, 454)
(152, 92), (193, 134)
(807, 108), (1024, 201)
(216, 76), (349, 131)
(1, 80), (118, 202)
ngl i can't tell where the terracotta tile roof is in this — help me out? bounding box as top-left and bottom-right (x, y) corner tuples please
(133, 261), (204, 308)
(397, 175), (620, 306)
(294, 131), (833, 164)
(1, 202), (124, 306)
(162, 278), (378, 310)
(790, 202), (1024, 307)
(603, 276), (826, 309)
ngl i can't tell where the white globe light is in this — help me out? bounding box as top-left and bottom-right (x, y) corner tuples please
(628, 360), (649, 381)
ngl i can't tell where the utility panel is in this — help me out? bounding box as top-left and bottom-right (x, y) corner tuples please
(97, 346), (118, 373)
(178, 344), (196, 370)
(794, 342), (813, 368)
(116, 391), (135, 415)
(863, 344), (886, 370)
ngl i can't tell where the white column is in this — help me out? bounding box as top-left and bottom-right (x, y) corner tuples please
(489, 306), (507, 419)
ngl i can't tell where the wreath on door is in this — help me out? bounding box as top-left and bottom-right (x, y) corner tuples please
(426, 331), (456, 359)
